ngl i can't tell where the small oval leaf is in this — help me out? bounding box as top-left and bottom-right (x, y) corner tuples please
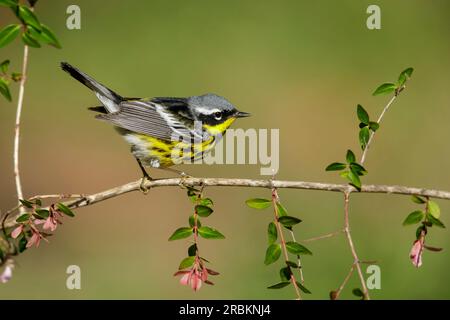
(325, 162), (347, 171)
(0, 24), (21, 48)
(197, 226), (225, 239)
(267, 281), (290, 289)
(428, 200), (440, 218)
(168, 227), (193, 241)
(16, 213), (31, 223)
(195, 205), (213, 217)
(178, 256), (195, 270)
(346, 150), (356, 164)
(264, 243), (281, 265)
(278, 216), (302, 227)
(267, 222), (277, 244)
(402, 210), (424, 226)
(246, 198), (271, 210)
(57, 203), (75, 217)
(357, 104), (369, 124)
(286, 241), (312, 255)
(373, 83), (397, 96)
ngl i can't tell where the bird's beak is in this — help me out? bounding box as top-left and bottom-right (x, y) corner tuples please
(235, 111), (251, 118)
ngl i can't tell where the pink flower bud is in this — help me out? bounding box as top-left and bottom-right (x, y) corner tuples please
(11, 225), (24, 239)
(190, 274), (202, 291)
(43, 216), (57, 232)
(26, 231), (41, 248)
(0, 261), (14, 284)
(410, 237), (424, 268)
(180, 273), (190, 286)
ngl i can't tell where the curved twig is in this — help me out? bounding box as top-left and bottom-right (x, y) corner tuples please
(3, 177), (450, 228)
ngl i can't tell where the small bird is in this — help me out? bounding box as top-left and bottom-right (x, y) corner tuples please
(60, 62), (250, 187)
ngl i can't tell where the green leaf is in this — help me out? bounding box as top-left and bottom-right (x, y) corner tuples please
(0, 24), (21, 48)
(178, 256), (195, 270)
(264, 243), (281, 265)
(245, 198), (271, 209)
(0, 59), (10, 73)
(188, 215), (201, 228)
(296, 281), (312, 294)
(402, 67), (414, 78)
(347, 170), (361, 190)
(19, 199), (33, 208)
(168, 227), (193, 241)
(286, 241), (312, 255)
(411, 195), (426, 204)
(325, 162), (347, 171)
(340, 171), (349, 179)
(369, 121), (380, 132)
(359, 127), (370, 150)
(22, 31), (40, 48)
(0, 78), (12, 101)
(286, 260), (300, 268)
(398, 67), (414, 86)
(35, 209), (49, 218)
(197, 226), (225, 239)
(352, 288), (364, 297)
(267, 222), (277, 244)
(18, 5), (41, 30)
(18, 236), (27, 253)
(349, 162), (367, 176)
(32, 213), (44, 220)
(0, 0), (19, 8)
(276, 202), (288, 217)
(188, 244), (197, 256)
(357, 104), (369, 124)
(428, 200), (440, 218)
(39, 24), (61, 48)
(267, 282), (290, 289)
(279, 266), (291, 282)
(199, 198), (213, 206)
(195, 205), (213, 217)
(16, 213), (30, 223)
(57, 203), (75, 217)
(427, 214), (445, 228)
(373, 83), (397, 96)
(346, 149), (356, 164)
(278, 216), (302, 227)
(402, 210), (424, 226)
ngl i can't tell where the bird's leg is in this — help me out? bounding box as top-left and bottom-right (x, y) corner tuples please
(136, 158), (152, 194)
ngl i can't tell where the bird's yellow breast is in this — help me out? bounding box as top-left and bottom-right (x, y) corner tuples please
(203, 117), (236, 136)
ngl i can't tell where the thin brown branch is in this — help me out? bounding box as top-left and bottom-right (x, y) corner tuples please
(343, 192), (370, 300)
(3, 177), (450, 228)
(361, 95), (397, 165)
(302, 229), (344, 242)
(334, 264), (355, 299)
(287, 229), (304, 283)
(271, 188), (302, 300)
(13, 44), (30, 213)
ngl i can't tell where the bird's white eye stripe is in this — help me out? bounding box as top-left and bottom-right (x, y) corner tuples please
(194, 107), (221, 115)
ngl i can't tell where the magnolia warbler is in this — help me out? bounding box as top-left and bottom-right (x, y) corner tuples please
(61, 62), (250, 184)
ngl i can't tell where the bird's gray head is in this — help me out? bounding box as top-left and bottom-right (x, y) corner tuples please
(188, 93), (250, 126)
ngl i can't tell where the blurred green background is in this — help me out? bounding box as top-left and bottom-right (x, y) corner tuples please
(1, 0), (450, 299)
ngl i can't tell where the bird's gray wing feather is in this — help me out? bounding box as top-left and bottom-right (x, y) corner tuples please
(95, 100), (194, 141)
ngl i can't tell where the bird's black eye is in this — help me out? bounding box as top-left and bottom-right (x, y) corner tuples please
(213, 111), (222, 120)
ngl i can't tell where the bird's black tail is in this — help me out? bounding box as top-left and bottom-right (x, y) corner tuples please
(61, 62), (122, 113)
